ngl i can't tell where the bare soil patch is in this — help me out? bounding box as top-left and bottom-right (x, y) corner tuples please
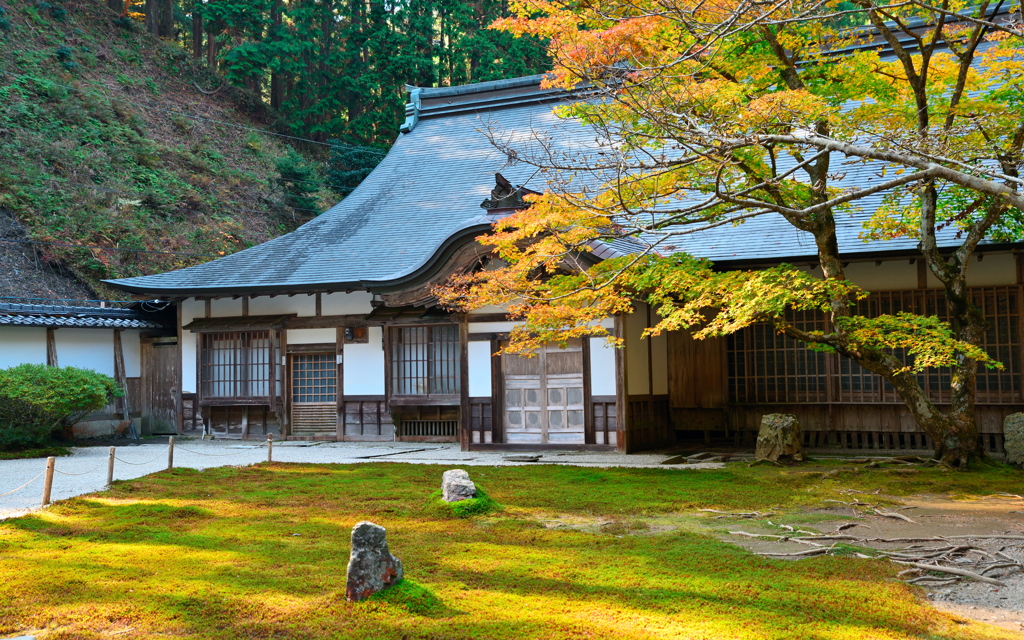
(718, 493), (1024, 634)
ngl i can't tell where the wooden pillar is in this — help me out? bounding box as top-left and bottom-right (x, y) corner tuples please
(46, 327), (58, 367)
(582, 338), (594, 445)
(614, 315), (629, 453)
(176, 301), (185, 436)
(459, 316), (471, 451)
(336, 326), (345, 442)
(490, 336), (504, 445)
(113, 330), (128, 418)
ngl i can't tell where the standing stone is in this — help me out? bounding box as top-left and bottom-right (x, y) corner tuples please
(345, 521), (403, 602)
(441, 469), (477, 503)
(1004, 413), (1024, 467)
(755, 413), (805, 463)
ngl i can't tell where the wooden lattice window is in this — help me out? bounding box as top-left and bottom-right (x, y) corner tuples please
(391, 325), (460, 395)
(292, 353), (336, 403)
(727, 309), (828, 403)
(727, 286), (1022, 405)
(200, 331), (272, 398)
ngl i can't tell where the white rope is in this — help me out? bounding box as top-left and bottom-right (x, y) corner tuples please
(113, 454), (165, 466)
(174, 442), (268, 457)
(53, 461), (107, 476)
(0, 470), (45, 498)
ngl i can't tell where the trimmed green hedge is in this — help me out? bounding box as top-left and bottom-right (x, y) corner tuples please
(0, 364), (122, 449)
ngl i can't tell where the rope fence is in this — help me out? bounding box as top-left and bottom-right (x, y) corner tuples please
(0, 435), (275, 509)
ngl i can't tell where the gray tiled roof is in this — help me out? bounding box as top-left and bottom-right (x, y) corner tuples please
(0, 303), (166, 329)
(106, 49), (1017, 296)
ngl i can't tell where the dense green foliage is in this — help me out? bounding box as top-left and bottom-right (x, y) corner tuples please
(0, 364), (121, 449)
(428, 485), (501, 518)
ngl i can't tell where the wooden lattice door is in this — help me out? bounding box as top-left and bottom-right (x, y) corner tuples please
(290, 352), (338, 436)
(502, 340), (585, 444)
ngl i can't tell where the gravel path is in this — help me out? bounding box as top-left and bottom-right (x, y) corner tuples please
(0, 440), (721, 519)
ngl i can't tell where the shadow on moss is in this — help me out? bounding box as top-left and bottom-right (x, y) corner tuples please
(427, 485), (501, 518)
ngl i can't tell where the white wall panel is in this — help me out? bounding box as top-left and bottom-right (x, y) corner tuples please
(650, 330), (669, 395)
(181, 298), (204, 324)
(182, 330), (197, 393)
(210, 297), (243, 317)
(468, 321), (520, 334)
(322, 291), (374, 315)
(288, 328), (337, 345)
(468, 341), (493, 397)
(56, 329), (115, 376)
(344, 326), (385, 395)
(968, 253), (1015, 286)
(589, 337), (617, 396)
(121, 330), (142, 378)
(249, 294), (316, 317)
(0, 327), (47, 368)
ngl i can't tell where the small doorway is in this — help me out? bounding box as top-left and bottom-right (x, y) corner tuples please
(502, 339), (585, 444)
(290, 352), (338, 437)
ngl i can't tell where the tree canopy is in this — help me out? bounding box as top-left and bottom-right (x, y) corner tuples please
(440, 0), (1024, 465)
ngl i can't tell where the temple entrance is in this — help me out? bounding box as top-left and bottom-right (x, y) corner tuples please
(502, 339), (585, 444)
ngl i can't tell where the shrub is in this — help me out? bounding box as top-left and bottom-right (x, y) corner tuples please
(0, 364), (122, 450)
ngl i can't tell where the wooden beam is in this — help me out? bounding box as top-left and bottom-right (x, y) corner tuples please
(459, 315), (471, 451)
(614, 315), (629, 453)
(490, 337), (504, 445)
(582, 337), (594, 445)
(45, 327), (58, 367)
(336, 327), (345, 442)
(113, 329), (127, 418)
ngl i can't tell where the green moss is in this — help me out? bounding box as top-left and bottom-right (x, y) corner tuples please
(428, 484), (501, 518)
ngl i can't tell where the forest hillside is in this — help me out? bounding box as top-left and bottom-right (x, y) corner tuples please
(0, 0), (546, 302)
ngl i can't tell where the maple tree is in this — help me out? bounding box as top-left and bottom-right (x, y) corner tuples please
(441, 0), (1024, 465)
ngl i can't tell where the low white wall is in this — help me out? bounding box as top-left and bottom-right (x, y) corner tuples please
(55, 329), (115, 376)
(344, 327), (385, 395)
(0, 327), (47, 368)
(468, 341), (492, 397)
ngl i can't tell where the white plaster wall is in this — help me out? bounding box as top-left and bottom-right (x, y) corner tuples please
(210, 297), (243, 317)
(624, 307), (650, 396)
(249, 294), (317, 316)
(344, 326), (385, 395)
(56, 329), (115, 376)
(322, 291), (374, 315)
(0, 327), (47, 368)
(589, 337), (617, 397)
(468, 321), (519, 334)
(967, 253), (1015, 287)
(181, 298), (203, 394)
(840, 261), (918, 291)
(288, 328), (337, 345)
(468, 341), (493, 397)
(122, 330), (142, 378)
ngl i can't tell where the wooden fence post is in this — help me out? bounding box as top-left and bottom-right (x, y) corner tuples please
(268, 433), (273, 463)
(167, 436), (175, 470)
(41, 457), (55, 507)
(107, 447), (115, 486)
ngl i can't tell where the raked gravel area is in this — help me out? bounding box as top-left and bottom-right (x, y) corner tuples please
(0, 440), (722, 519)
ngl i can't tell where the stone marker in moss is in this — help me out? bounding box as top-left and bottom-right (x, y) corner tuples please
(1004, 413), (1024, 467)
(441, 468), (477, 502)
(755, 413), (805, 463)
(345, 521), (404, 602)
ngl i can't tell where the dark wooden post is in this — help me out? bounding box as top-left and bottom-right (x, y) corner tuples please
(46, 327), (58, 367)
(459, 315), (471, 451)
(614, 315), (629, 453)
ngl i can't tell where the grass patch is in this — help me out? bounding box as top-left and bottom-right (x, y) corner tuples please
(427, 484), (501, 518)
(0, 461), (1020, 639)
(0, 445), (71, 460)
